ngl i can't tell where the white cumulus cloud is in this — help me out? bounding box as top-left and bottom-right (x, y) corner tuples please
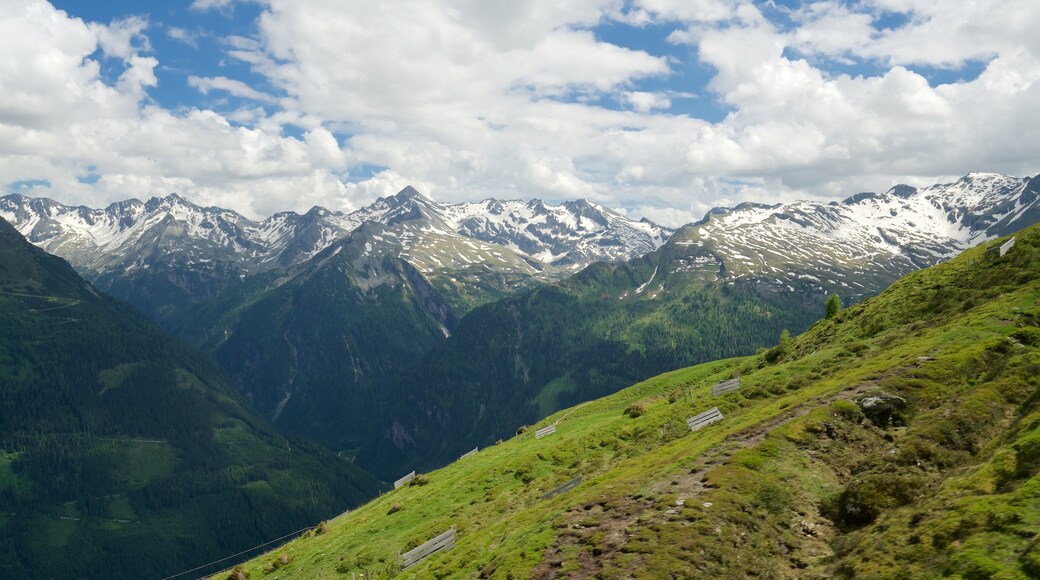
(2, 0), (1040, 227)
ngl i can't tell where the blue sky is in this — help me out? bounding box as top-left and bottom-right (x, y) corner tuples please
(1, 1), (1037, 224)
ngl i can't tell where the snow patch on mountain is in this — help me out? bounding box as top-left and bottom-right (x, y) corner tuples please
(0, 187), (672, 286)
(661, 172), (1040, 298)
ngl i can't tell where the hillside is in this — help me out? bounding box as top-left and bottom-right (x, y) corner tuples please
(0, 217), (381, 580)
(172, 223), (458, 455)
(360, 240), (820, 478)
(222, 224), (1040, 578)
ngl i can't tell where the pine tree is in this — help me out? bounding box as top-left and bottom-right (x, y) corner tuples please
(826, 293), (842, 319)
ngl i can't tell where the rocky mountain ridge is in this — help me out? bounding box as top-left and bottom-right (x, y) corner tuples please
(668, 171), (1040, 299)
(0, 187), (672, 319)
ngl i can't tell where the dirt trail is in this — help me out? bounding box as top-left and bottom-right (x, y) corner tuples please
(532, 379), (884, 579)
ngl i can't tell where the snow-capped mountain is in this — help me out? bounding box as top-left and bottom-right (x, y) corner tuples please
(0, 186), (670, 273)
(0, 186), (672, 319)
(660, 172), (1040, 299)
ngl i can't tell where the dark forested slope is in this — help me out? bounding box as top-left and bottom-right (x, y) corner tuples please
(0, 217), (380, 579)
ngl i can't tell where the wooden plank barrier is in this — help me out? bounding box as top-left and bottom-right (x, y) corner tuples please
(1000, 237), (1016, 257)
(711, 377), (741, 396)
(399, 528), (455, 570)
(535, 424), (556, 439)
(459, 447), (478, 460)
(541, 476), (582, 500)
(686, 407), (723, 432)
(393, 471), (416, 489)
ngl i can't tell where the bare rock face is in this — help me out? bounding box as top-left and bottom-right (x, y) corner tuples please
(856, 392), (908, 428)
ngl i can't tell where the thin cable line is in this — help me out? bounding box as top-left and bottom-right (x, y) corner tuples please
(160, 528), (314, 580)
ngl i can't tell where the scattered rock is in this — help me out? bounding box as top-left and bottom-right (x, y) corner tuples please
(799, 520), (818, 537)
(856, 392), (907, 427)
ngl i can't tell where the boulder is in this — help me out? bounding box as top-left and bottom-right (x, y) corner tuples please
(856, 392), (907, 427)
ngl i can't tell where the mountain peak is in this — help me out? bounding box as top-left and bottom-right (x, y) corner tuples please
(144, 192), (197, 211)
(375, 186), (431, 210)
(305, 205), (332, 218)
(887, 184), (918, 199)
(395, 185), (426, 201)
(163, 192), (190, 203)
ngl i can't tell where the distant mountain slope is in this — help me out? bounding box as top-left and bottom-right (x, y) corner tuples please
(223, 223), (1040, 579)
(358, 172), (1040, 477)
(0, 217), (380, 580)
(0, 187), (671, 321)
(689, 172), (1040, 296)
(172, 222), (459, 455)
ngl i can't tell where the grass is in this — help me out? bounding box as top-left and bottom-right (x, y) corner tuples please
(219, 227), (1040, 579)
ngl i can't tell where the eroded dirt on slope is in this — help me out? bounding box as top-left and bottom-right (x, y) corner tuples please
(531, 377), (894, 579)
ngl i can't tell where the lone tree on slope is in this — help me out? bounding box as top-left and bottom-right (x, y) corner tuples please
(825, 293), (842, 319)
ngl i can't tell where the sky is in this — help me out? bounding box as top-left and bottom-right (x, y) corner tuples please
(1, 0), (1038, 226)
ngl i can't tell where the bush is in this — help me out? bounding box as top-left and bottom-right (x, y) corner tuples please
(839, 473), (924, 525)
(263, 553), (291, 574)
(514, 464), (534, 484)
(1014, 431), (1040, 478)
(1011, 327), (1040, 347)
(409, 474), (430, 486)
(830, 400), (863, 422)
(624, 402), (647, 418)
(764, 329), (791, 364)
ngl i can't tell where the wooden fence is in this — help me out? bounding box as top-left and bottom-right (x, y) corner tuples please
(686, 407), (723, 432)
(399, 528), (455, 570)
(459, 447), (478, 460)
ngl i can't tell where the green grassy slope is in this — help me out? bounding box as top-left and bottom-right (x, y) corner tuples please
(360, 229), (824, 479)
(224, 225), (1040, 578)
(0, 217), (382, 580)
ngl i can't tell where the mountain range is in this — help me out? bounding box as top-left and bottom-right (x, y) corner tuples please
(0, 187), (670, 321)
(356, 172), (1040, 477)
(3, 172), (1039, 480)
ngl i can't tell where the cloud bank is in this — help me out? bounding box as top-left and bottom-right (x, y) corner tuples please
(1, 0), (1038, 224)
